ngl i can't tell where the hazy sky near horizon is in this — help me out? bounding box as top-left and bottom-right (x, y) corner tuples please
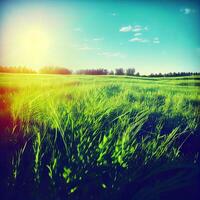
(0, 0), (200, 74)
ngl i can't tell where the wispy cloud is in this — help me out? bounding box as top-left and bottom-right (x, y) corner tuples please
(75, 45), (100, 51)
(129, 36), (159, 44)
(134, 32), (142, 36)
(129, 37), (148, 43)
(132, 25), (142, 32)
(153, 41), (160, 44)
(120, 25), (149, 33)
(98, 51), (126, 58)
(79, 46), (100, 51)
(153, 37), (160, 44)
(180, 8), (195, 15)
(119, 25), (132, 32)
(132, 25), (149, 32)
(93, 37), (104, 41)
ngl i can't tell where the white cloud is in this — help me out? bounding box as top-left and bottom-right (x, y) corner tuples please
(180, 8), (195, 15)
(129, 37), (148, 43)
(134, 32), (142, 36)
(132, 25), (142, 32)
(153, 40), (160, 44)
(98, 52), (126, 58)
(119, 25), (132, 32)
(120, 25), (149, 33)
(153, 37), (160, 44)
(183, 8), (191, 14)
(93, 37), (104, 41)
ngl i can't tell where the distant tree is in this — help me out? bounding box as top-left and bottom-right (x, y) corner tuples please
(148, 71), (200, 77)
(115, 68), (124, 75)
(76, 68), (108, 75)
(109, 70), (114, 75)
(39, 67), (72, 75)
(149, 73), (154, 77)
(135, 72), (140, 76)
(0, 66), (36, 73)
(126, 68), (135, 76)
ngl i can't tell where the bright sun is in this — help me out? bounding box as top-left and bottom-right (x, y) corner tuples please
(22, 28), (49, 54)
(16, 27), (50, 67)
(2, 24), (51, 69)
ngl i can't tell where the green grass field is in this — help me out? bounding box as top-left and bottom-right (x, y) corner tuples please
(0, 73), (200, 200)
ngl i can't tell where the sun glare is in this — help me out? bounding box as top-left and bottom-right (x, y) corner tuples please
(22, 28), (49, 54)
(1, 14), (52, 69)
(15, 26), (50, 68)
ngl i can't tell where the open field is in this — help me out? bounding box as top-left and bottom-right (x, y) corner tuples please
(0, 73), (200, 200)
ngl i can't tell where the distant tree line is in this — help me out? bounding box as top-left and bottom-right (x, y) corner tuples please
(114, 68), (140, 76)
(76, 69), (108, 75)
(149, 72), (200, 77)
(0, 66), (36, 73)
(0, 66), (72, 75)
(0, 66), (200, 77)
(76, 68), (139, 76)
(39, 67), (72, 75)
(0, 66), (138, 76)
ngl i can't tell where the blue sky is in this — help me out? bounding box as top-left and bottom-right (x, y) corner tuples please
(0, 0), (200, 74)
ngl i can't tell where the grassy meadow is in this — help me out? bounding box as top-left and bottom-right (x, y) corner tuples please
(0, 73), (200, 200)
